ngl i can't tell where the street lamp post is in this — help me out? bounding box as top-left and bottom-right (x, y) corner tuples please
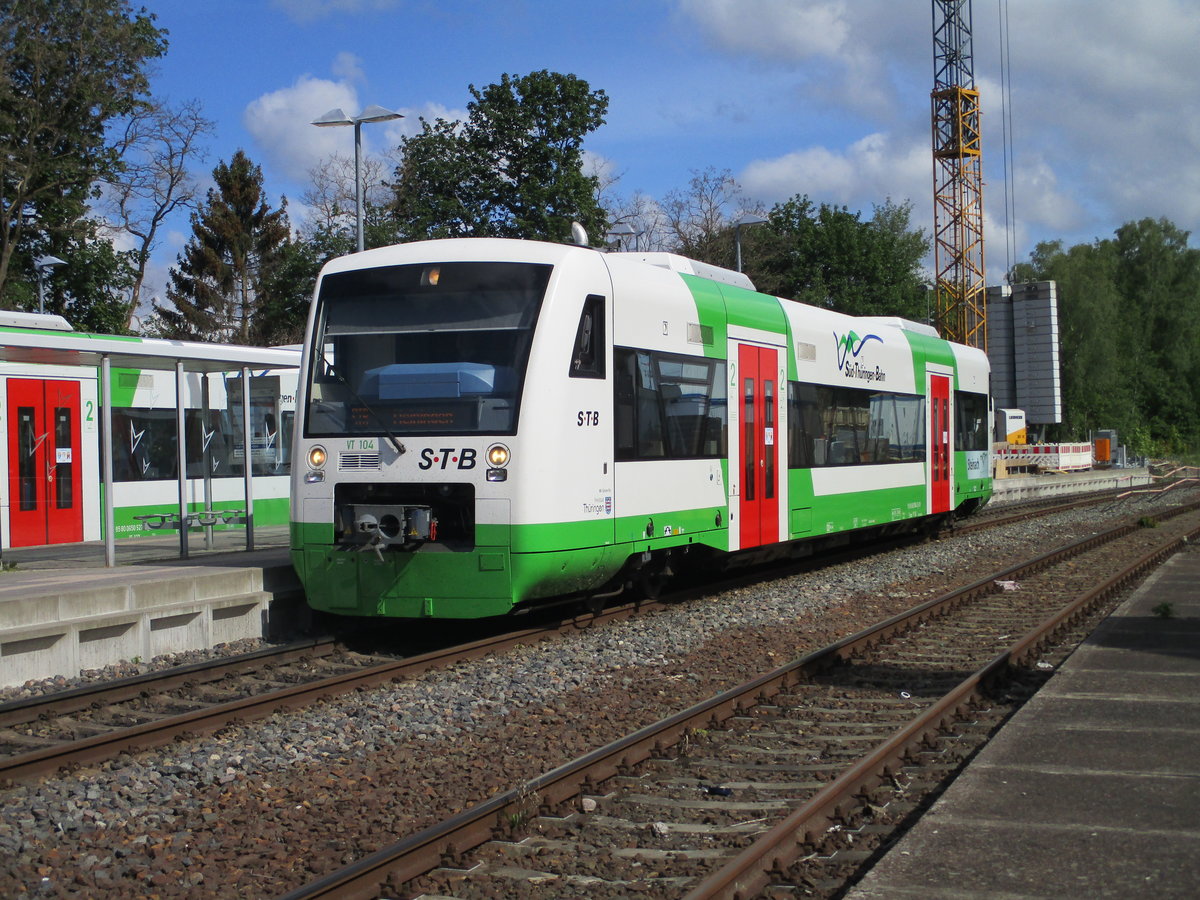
(35, 255), (67, 314)
(605, 222), (636, 252)
(311, 105), (404, 253)
(733, 214), (768, 273)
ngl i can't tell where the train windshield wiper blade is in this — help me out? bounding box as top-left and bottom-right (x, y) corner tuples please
(316, 347), (406, 456)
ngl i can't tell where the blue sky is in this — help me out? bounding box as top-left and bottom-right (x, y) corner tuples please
(137, 0), (1200, 299)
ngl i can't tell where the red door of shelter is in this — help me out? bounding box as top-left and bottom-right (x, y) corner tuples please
(6, 379), (83, 547)
(929, 373), (952, 514)
(738, 344), (779, 548)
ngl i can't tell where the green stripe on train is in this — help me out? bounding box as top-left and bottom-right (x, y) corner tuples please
(785, 472), (930, 535)
(292, 540), (630, 619)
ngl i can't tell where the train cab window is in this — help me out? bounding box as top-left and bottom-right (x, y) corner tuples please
(307, 261), (550, 437)
(569, 295), (605, 379)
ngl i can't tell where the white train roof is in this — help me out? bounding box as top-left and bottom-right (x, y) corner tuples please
(608, 251), (755, 290)
(0, 314), (299, 373)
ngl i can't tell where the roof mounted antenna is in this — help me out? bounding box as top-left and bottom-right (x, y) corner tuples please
(569, 222), (588, 246)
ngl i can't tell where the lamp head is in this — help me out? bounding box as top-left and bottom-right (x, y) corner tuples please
(311, 108), (354, 127)
(356, 104), (404, 123)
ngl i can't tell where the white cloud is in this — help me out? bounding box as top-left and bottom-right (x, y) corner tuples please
(271, 0), (401, 24)
(331, 52), (365, 84)
(1009, 157), (1084, 235)
(677, 0), (920, 121)
(243, 74), (360, 183)
(680, 0), (1200, 258)
(979, 1), (1200, 245)
(741, 132), (928, 214)
(678, 0), (851, 60)
(584, 150), (619, 183)
(241, 73), (461, 234)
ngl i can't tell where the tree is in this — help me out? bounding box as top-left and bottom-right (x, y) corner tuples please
(1012, 219), (1200, 455)
(50, 227), (139, 334)
(0, 0), (167, 303)
(660, 167), (745, 261)
(1012, 240), (1133, 443)
(154, 151), (291, 345)
(1113, 218), (1200, 450)
(102, 98), (214, 326)
(1, 218), (139, 333)
(392, 71), (609, 243)
(754, 195), (929, 318)
(603, 188), (670, 252)
(301, 150), (399, 255)
(253, 237), (320, 346)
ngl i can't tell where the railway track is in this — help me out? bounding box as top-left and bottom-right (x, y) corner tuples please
(951, 476), (1194, 535)
(0, 600), (666, 784)
(0, 486), (1168, 787)
(276, 499), (1200, 899)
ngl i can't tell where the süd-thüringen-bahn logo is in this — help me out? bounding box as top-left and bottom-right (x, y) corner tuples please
(834, 330), (887, 383)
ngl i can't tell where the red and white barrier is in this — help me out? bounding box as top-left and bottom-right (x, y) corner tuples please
(995, 443), (1093, 471)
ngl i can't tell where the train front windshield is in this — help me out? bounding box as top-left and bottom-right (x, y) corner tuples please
(305, 261), (551, 437)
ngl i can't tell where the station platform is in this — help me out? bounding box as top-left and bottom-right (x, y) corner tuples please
(0, 528), (303, 688)
(989, 465), (1151, 504)
(848, 545), (1200, 898)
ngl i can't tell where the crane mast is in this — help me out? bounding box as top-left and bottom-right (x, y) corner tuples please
(931, 0), (986, 349)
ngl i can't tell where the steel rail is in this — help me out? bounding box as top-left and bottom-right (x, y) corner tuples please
(952, 487), (1150, 536)
(277, 499), (1200, 900)
(0, 636), (339, 729)
(683, 519), (1200, 900)
(0, 599), (658, 783)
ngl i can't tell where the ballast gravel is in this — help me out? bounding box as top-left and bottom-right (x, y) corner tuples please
(0, 488), (1193, 897)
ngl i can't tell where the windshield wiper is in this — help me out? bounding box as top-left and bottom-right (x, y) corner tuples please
(315, 347), (406, 456)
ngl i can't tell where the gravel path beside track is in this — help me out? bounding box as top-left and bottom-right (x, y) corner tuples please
(1, 488), (1191, 897)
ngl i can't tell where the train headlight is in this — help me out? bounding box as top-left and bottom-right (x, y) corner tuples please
(486, 444), (510, 467)
(307, 445), (327, 469)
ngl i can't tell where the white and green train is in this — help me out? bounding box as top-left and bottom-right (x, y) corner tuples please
(0, 313), (297, 551)
(291, 237), (991, 618)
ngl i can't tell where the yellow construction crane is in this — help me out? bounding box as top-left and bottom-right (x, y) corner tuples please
(931, 0), (986, 350)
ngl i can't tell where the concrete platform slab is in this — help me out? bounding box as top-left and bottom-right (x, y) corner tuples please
(848, 822), (1200, 898)
(1043, 666), (1196, 697)
(971, 723), (1199, 777)
(1066, 643), (1200, 673)
(0, 528), (306, 687)
(986, 693), (1200, 732)
(919, 765), (1200, 834)
(848, 548), (1200, 900)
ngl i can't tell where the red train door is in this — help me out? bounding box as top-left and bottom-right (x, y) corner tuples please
(929, 373), (952, 514)
(6, 378), (84, 547)
(738, 344), (779, 548)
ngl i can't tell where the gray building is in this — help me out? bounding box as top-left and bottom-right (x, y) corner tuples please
(986, 281), (1063, 429)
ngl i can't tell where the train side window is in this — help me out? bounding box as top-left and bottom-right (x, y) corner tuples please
(788, 381), (925, 468)
(54, 407), (74, 509)
(569, 294), (605, 379)
(955, 390), (989, 450)
(614, 346), (726, 461)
